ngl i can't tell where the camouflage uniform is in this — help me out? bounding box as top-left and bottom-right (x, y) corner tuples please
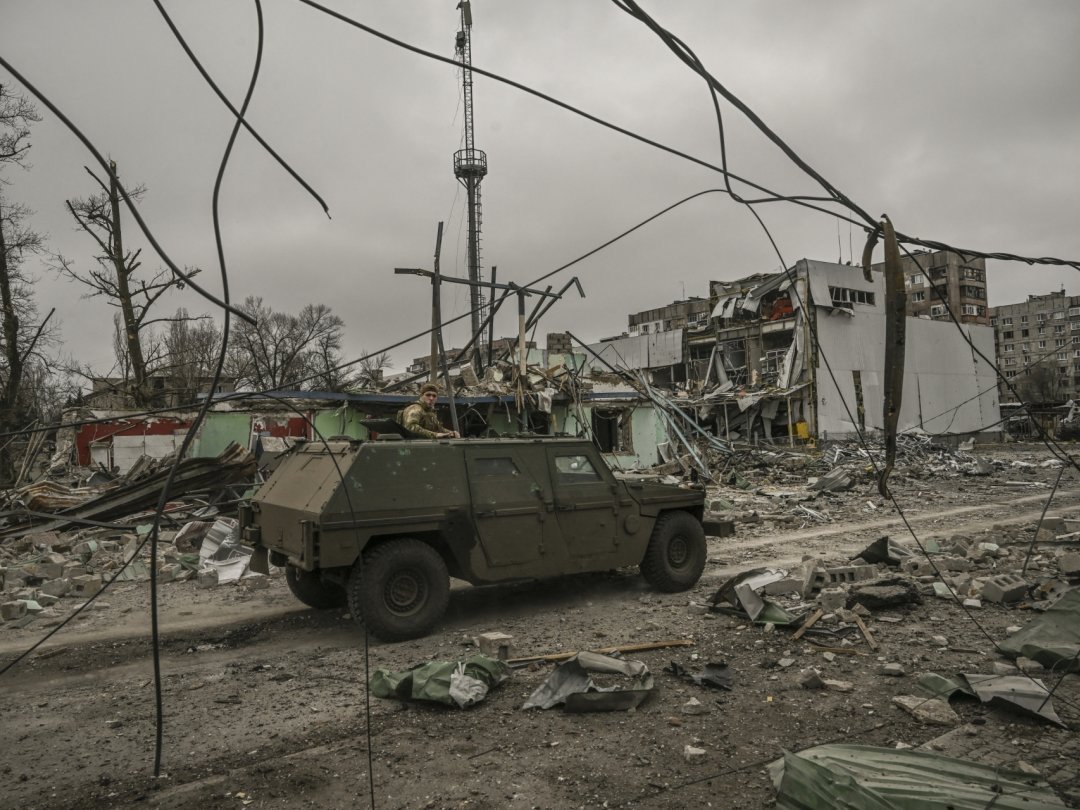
(398, 399), (445, 438)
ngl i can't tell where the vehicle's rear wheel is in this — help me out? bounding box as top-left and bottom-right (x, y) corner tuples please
(640, 511), (706, 592)
(348, 538), (450, 642)
(285, 566), (347, 609)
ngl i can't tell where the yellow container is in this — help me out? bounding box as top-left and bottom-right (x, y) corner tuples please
(795, 421), (810, 440)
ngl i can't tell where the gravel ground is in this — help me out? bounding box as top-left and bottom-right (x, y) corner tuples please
(1, 442), (1078, 809)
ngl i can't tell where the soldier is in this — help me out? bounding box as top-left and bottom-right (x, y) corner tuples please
(398, 383), (460, 438)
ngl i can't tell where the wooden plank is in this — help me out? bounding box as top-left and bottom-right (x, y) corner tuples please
(854, 614), (878, 651)
(791, 608), (824, 641)
(507, 638), (694, 665)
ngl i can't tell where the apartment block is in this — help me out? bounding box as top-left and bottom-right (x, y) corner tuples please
(872, 249), (989, 325)
(990, 290), (1080, 405)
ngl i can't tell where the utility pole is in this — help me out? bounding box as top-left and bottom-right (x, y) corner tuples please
(454, 1), (488, 352)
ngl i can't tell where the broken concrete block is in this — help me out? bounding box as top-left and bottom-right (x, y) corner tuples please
(826, 565), (877, 585)
(70, 574), (102, 597)
(36, 593), (60, 607)
(801, 564), (827, 598)
(763, 578), (802, 596)
(1040, 516), (1067, 534)
(881, 663), (905, 677)
(991, 662), (1018, 675)
(19, 599), (43, 614)
(961, 598), (982, 609)
(2, 601), (28, 621)
(196, 569), (219, 589)
(932, 582), (952, 599)
(938, 556), (974, 572)
(1058, 552), (1080, 578)
(39, 578), (71, 598)
(28, 561), (64, 580)
(817, 587), (846, 612)
(901, 559), (936, 577)
(892, 695), (960, 726)
(777, 657), (796, 669)
(799, 668), (825, 689)
(930, 635), (948, 647)
(240, 574), (269, 590)
(475, 631), (515, 660)
(981, 573), (1027, 603)
(850, 579), (922, 610)
(62, 563), (88, 578)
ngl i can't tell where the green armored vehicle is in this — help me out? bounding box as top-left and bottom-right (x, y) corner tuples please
(239, 436), (707, 641)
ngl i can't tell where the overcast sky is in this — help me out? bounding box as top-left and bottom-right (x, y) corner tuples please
(3, 1), (1079, 378)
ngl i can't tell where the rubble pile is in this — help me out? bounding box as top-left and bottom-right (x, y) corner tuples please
(0, 445), (263, 628)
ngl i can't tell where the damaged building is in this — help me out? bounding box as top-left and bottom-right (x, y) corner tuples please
(707, 259), (1001, 442)
(591, 260), (1002, 445)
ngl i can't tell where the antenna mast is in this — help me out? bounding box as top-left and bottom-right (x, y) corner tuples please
(454, 0), (488, 348)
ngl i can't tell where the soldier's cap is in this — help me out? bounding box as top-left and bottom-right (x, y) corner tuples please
(420, 383), (440, 396)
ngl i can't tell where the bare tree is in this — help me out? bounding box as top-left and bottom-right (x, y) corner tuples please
(355, 351), (392, 390)
(0, 84), (61, 484)
(1018, 362), (1064, 404)
(228, 297), (353, 391)
(161, 308), (223, 404)
(57, 161), (198, 407)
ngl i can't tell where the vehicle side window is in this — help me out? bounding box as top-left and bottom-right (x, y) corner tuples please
(554, 454), (601, 484)
(474, 457), (519, 477)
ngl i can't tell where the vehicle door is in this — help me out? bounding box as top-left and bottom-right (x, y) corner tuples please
(546, 447), (618, 559)
(465, 447), (545, 567)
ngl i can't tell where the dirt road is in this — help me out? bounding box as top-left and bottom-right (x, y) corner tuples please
(2, 469), (1079, 809)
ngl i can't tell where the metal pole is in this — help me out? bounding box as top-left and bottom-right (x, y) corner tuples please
(487, 265), (497, 368)
(430, 223), (442, 383)
(431, 223), (460, 435)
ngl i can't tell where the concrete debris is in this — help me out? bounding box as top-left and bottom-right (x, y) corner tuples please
(891, 695), (961, 726)
(981, 573), (1028, 604)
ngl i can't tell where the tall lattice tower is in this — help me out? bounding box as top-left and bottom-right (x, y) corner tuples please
(454, 0), (488, 343)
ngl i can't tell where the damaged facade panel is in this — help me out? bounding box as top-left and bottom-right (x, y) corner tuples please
(695, 259), (1000, 444)
(814, 286), (1000, 438)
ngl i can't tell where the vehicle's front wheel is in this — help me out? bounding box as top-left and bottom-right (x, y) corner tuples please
(348, 538), (450, 642)
(285, 565), (347, 609)
(640, 511), (706, 592)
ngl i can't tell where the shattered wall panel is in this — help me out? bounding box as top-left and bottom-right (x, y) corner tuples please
(814, 290), (1000, 437)
(584, 330), (683, 373)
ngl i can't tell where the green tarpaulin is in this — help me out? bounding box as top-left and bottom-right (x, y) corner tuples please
(370, 655), (510, 709)
(999, 589), (1080, 674)
(770, 744), (1065, 809)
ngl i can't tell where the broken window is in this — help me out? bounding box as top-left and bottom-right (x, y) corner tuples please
(911, 291), (925, 303)
(554, 454), (602, 484)
(590, 408), (634, 454)
(930, 305), (946, 317)
(829, 286), (876, 308)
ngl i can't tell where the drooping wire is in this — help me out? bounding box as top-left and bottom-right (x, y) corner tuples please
(0, 58), (255, 325)
(151, 0), (329, 219)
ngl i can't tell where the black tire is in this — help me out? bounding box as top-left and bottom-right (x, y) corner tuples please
(640, 511), (707, 592)
(348, 538), (450, 642)
(285, 566), (347, 609)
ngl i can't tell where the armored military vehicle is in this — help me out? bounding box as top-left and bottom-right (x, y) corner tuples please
(239, 436), (707, 641)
